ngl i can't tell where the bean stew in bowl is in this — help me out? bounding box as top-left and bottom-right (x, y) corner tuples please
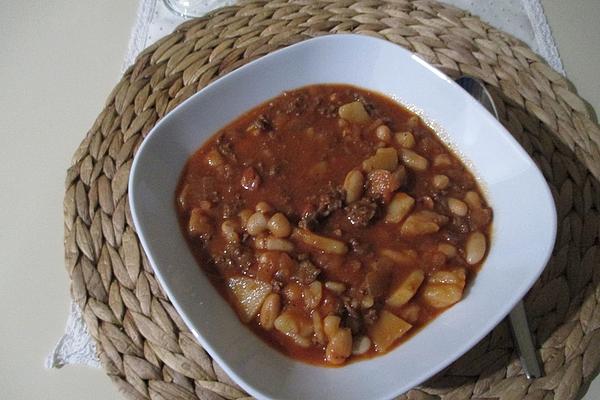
(129, 34), (556, 400)
(176, 84), (493, 366)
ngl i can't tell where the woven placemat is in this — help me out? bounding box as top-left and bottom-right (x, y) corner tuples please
(64, 1), (600, 399)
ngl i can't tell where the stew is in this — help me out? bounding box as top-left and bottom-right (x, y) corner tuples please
(176, 84), (493, 366)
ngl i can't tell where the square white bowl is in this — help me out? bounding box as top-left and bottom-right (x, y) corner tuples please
(129, 34), (557, 400)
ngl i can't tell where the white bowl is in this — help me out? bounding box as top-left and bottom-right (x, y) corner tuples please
(129, 34), (556, 400)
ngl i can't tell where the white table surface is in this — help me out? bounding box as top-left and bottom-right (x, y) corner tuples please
(1, 1), (598, 399)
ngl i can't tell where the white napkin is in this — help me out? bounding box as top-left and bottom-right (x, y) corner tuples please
(47, 0), (564, 369)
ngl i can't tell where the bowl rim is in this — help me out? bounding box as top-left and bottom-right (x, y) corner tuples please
(129, 33), (557, 400)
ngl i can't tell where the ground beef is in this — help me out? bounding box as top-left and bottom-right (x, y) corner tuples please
(299, 186), (344, 229)
(284, 93), (308, 115)
(249, 114), (272, 133)
(469, 207), (493, 231)
(451, 216), (470, 234)
(295, 260), (321, 284)
(341, 297), (363, 335)
(317, 187), (344, 218)
(348, 238), (371, 255)
(317, 101), (338, 117)
(221, 194), (242, 219)
(216, 243), (253, 272)
(216, 134), (237, 162)
(345, 198), (377, 227)
(366, 169), (401, 203)
(198, 176), (219, 203)
(362, 308), (378, 326)
(272, 280), (283, 293)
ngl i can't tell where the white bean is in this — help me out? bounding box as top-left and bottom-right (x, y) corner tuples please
(267, 212), (292, 238)
(433, 154), (452, 167)
(312, 311), (326, 345)
(352, 336), (372, 355)
(465, 231), (486, 264)
(221, 220), (240, 243)
(304, 281), (323, 310)
(432, 174), (449, 189)
(376, 125), (392, 142)
(292, 228), (348, 254)
(259, 293), (281, 330)
(385, 192), (415, 223)
(274, 312), (299, 335)
(438, 243), (457, 258)
(325, 281), (346, 294)
(323, 315), (341, 340)
(343, 169), (364, 203)
(238, 209), (253, 228)
(447, 197), (468, 216)
(400, 148), (428, 171)
(464, 191), (482, 210)
(255, 236), (294, 252)
(255, 201), (272, 214)
(246, 212), (268, 236)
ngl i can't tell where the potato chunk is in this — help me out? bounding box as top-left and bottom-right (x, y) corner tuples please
(338, 101), (370, 124)
(386, 270), (425, 307)
(369, 310), (412, 352)
(227, 277), (271, 322)
(362, 147), (399, 172)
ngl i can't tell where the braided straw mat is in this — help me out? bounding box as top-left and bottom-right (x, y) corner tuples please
(64, 1), (600, 399)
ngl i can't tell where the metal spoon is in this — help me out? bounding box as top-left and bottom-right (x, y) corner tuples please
(455, 76), (543, 379)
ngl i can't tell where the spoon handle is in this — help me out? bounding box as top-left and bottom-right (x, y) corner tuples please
(455, 76), (543, 379)
(509, 301), (543, 378)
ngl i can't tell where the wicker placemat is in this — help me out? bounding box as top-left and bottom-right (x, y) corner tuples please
(64, 1), (600, 399)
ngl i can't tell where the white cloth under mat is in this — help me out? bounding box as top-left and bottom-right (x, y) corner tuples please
(47, 0), (564, 369)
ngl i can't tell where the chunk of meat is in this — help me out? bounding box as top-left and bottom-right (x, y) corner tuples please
(348, 238), (370, 255)
(366, 169), (401, 203)
(256, 251), (297, 283)
(469, 207), (493, 231)
(316, 187), (344, 218)
(364, 270), (390, 298)
(216, 134), (237, 162)
(182, 176), (219, 207)
(216, 242), (254, 272)
(294, 259), (321, 284)
(284, 93), (308, 115)
(299, 186), (344, 228)
(345, 198), (377, 226)
(247, 114), (272, 134)
(241, 166), (261, 191)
